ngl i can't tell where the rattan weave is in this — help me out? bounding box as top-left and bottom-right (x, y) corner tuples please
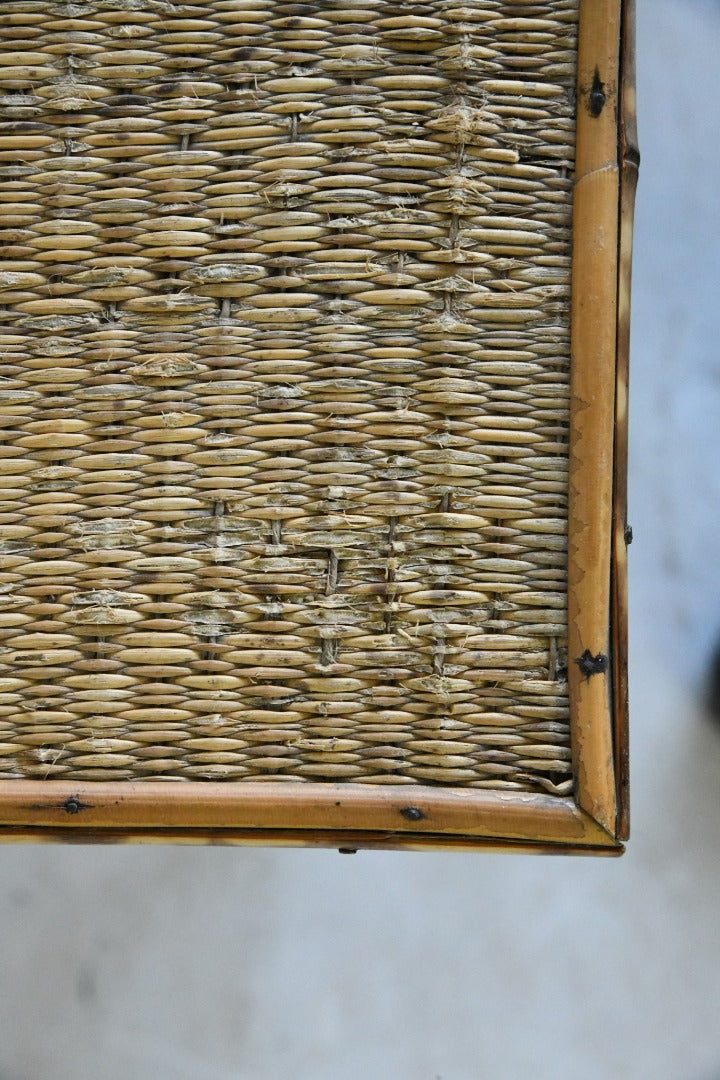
(0, 0), (580, 793)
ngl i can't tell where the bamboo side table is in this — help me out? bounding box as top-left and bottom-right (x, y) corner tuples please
(0, 0), (637, 851)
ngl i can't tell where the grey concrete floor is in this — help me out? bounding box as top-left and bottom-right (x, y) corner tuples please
(2, 2), (720, 1077)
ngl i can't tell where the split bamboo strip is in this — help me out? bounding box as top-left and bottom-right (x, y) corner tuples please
(568, 0), (621, 834)
(613, 0), (639, 841)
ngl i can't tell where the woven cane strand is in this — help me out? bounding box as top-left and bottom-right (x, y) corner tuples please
(0, 0), (578, 792)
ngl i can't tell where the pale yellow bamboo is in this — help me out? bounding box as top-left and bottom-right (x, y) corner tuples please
(613, 0), (639, 841)
(0, 829), (623, 854)
(0, 781), (618, 848)
(569, 0), (622, 833)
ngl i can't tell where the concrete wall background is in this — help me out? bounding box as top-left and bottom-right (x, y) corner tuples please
(2, 3), (720, 1077)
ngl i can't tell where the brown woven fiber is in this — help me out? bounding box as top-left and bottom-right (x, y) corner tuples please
(0, 0), (581, 794)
